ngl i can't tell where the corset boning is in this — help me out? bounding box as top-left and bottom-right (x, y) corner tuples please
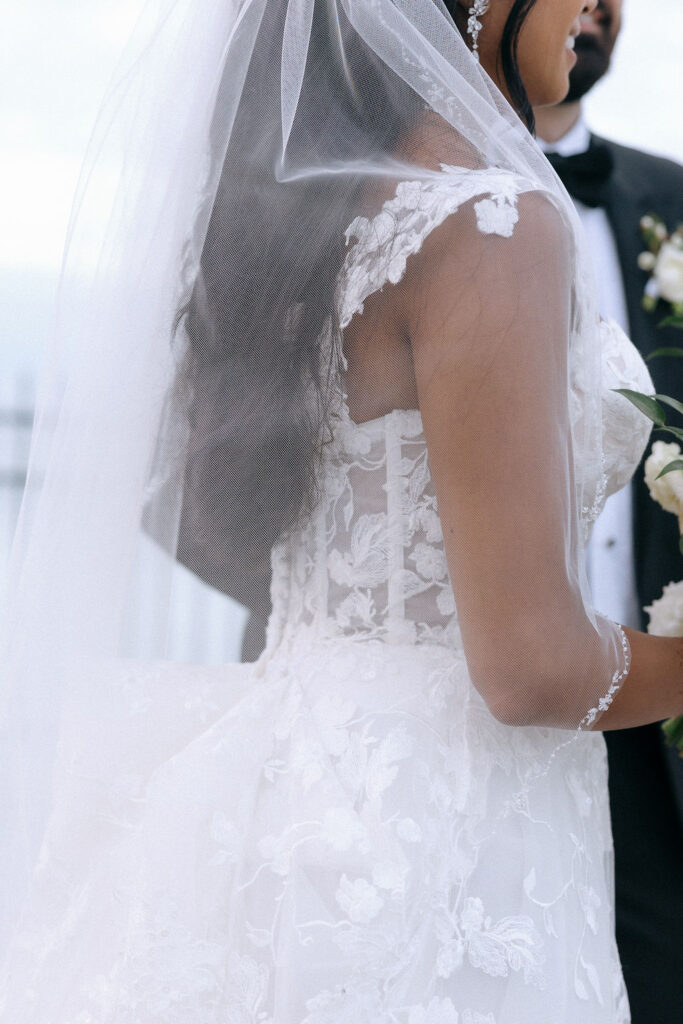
(266, 315), (654, 653)
(268, 409), (463, 649)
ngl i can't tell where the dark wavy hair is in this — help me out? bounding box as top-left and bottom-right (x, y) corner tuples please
(177, 0), (539, 608)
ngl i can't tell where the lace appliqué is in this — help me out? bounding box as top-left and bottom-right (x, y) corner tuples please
(337, 166), (525, 330)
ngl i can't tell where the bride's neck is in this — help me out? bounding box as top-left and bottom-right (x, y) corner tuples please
(397, 111), (481, 173)
(534, 102), (582, 146)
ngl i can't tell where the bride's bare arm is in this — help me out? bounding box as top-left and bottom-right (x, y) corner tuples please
(592, 627), (683, 730)
(402, 192), (683, 729)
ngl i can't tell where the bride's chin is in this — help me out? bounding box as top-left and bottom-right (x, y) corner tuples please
(526, 71), (572, 110)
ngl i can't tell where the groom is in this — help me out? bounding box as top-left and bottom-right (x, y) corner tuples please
(535, 2), (683, 1020)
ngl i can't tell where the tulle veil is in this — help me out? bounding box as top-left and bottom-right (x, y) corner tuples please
(0, 0), (631, 984)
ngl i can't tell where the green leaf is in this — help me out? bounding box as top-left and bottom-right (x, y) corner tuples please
(654, 394), (683, 417)
(655, 459), (683, 480)
(646, 346), (683, 359)
(655, 424), (683, 442)
(658, 317), (683, 330)
(612, 389), (666, 427)
(662, 716), (683, 754)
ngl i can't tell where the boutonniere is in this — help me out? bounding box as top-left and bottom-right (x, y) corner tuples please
(637, 213), (683, 323)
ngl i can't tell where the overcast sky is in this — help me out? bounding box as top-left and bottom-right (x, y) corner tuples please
(1, 0), (682, 369)
(584, 0), (683, 161)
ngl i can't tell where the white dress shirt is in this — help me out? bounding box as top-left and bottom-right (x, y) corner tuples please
(538, 116), (642, 628)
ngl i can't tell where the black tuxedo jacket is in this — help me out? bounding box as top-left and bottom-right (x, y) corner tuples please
(595, 134), (683, 1021)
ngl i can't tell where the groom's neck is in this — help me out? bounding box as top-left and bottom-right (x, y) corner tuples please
(534, 101), (583, 146)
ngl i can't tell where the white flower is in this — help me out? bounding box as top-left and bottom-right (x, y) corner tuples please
(418, 506), (443, 543)
(436, 937), (465, 978)
(655, 241), (683, 304)
(337, 420), (373, 458)
(646, 580), (683, 637)
(411, 541), (448, 581)
(644, 440), (683, 528)
(335, 875), (384, 923)
(372, 859), (408, 894)
(365, 724), (414, 801)
(291, 736), (325, 791)
(409, 997), (459, 1024)
(461, 900), (546, 986)
(436, 586), (456, 617)
(328, 513), (390, 589)
(474, 195), (519, 238)
(396, 817), (423, 843)
(460, 896), (485, 934)
(304, 984), (382, 1024)
(637, 250), (657, 272)
(320, 807), (368, 851)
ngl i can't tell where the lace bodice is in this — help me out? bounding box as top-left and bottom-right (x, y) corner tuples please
(0, 167), (645, 1024)
(268, 168), (653, 651)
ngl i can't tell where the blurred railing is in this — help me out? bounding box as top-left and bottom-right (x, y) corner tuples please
(0, 372), (247, 662)
(0, 374), (34, 575)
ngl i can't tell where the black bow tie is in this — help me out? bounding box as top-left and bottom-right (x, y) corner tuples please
(545, 142), (614, 208)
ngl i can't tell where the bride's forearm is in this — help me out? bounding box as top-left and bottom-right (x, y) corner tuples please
(593, 627), (683, 731)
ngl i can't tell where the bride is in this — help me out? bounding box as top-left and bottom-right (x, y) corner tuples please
(1, 1), (681, 1021)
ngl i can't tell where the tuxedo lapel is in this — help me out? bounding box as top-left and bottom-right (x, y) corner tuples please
(597, 133), (683, 362)
(595, 135), (683, 829)
(597, 136), (660, 359)
(596, 134), (683, 613)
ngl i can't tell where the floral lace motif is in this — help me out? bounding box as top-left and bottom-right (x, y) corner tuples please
(337, 167), (523, 330)
(46, 637), (624, 1023)
(0, 168), (641, 1024)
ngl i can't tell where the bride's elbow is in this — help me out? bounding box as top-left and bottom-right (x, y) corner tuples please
(471, 654), (577, 728)
(486, 685), (555, 728)
(463, 611), (605, 728)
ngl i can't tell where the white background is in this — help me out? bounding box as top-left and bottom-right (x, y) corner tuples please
(1, 0), (682, 372)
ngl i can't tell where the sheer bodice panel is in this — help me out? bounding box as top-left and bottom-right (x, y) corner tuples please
(271, 409), (461, 648)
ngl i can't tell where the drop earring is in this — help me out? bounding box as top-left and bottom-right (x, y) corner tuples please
(467, 1), (490, 61)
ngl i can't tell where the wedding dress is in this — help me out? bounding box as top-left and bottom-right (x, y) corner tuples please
(0, 166), (653, 1024)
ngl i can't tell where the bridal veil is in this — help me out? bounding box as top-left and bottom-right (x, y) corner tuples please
(0, 0), (631, 969)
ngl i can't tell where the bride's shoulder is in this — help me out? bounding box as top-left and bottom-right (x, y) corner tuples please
(352, 118), (559, 258)
(339, 115), (573, 331)
(347, 167), (567, 294)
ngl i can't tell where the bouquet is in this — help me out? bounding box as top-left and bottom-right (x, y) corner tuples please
(616, 213), (683, 754)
